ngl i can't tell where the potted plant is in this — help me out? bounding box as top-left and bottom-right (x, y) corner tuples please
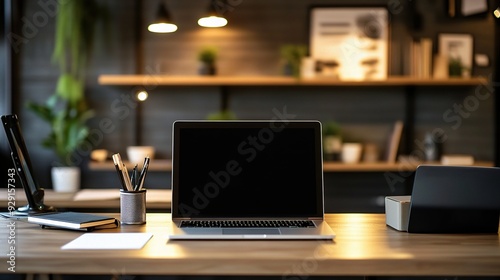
(322, 121), (342, 161)
(280, 44), (308, 78)
(198, 46), (218, 75)
(448, 57), (471, 77)
(26, 1), (106, 192)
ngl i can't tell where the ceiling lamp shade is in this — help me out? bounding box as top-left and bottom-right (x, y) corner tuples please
(198, 16), (228, 28)
(148, 2), (178, 33)
(198, 1), (228, 28)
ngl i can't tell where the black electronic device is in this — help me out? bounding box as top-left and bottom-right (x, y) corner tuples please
(169, 120), (336, 240)
(408, 165), (500, 233)
(2, 114), (117, 231)
(2, 114), (56, 215)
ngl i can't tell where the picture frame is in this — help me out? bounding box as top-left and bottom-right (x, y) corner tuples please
(309, 7), (389, 81)
(438, 33), (473, 77)
(446, 0), (489, 18)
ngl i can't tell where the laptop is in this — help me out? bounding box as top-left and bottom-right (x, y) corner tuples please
(169, 120), (335, 240)
(407, 165), (500, 233)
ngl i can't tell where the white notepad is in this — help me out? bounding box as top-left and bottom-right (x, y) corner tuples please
(61, 233), (153, 250)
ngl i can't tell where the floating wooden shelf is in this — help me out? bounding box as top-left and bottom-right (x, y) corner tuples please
(95, 74), (493, 174)
(98, 75), (488, 87)
(89, 159), (172, 172)
(89, 160), (493, 172)
(323, 161), (494, 172)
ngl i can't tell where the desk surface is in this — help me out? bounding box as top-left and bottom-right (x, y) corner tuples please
(1, 213), (499, 276)
(0, 189), (171, 210)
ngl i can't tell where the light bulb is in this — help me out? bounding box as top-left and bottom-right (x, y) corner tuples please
(148, 22), (178, 33)
(198, 16), (227, 28)
(494, 8), (500, 18)
(137, 90), (148, 101)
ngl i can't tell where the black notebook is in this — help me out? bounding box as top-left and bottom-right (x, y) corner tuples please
(28, 212), (117, 231)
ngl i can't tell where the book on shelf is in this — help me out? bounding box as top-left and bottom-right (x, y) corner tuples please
(440, 154), (475, 165)
(385, 121), (404, 163)
(410, 38), (433, 79)
(28, 212), (118, 231)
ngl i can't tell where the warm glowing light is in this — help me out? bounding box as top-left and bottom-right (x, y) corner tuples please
(198, 16), (228, 28)
(494, 8), (500, 18)
(137, 91), (148, 101)
(148, 2), (177, 33)
(148, 23), (178, 33)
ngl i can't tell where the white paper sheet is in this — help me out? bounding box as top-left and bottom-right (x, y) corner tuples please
(61, 233), (153, 250)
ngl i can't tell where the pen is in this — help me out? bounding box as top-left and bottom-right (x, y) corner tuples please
(131, 164), (137, 189)
(136, 156), (150, 191)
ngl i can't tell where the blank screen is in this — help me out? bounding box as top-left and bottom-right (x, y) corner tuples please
(172, 121), (323, 219)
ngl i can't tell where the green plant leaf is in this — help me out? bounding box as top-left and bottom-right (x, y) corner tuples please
(323, 122), (341, 136)
(280, 44), (308, 77)
(198, 46), (218, 64)
(55, 74), (84, 105)
(28, 0), (106, 166)
(26, 102), (53, 122)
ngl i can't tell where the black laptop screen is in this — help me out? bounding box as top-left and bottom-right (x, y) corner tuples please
(172, 121), (324, 219)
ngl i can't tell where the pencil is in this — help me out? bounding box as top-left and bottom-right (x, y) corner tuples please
(113, 153), (134, 191)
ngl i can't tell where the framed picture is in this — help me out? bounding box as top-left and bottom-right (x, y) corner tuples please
(438, 33), (473, 77)
(309, 7), (389, 81)
(447, 0), (489, 18)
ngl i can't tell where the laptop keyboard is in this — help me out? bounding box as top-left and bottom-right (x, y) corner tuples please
(180, 220), (316, 228)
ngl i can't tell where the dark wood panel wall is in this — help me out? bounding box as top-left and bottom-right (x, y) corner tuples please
(3, 0), (498, 212)
(495, 1), (500, 165)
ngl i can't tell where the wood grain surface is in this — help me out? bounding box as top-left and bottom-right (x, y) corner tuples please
(0, 213), (499, 276)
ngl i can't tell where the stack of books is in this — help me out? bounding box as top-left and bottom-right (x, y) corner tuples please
(410, 38), (433, 79)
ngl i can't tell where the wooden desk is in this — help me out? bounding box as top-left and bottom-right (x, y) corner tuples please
(1, 214), (499, 276)
(0, 189), (171, 211)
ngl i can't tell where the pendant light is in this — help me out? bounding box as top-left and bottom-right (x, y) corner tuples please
(148, 2), (178, 33)
(198, 0), (228, 28)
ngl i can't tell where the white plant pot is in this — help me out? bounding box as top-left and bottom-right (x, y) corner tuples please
(341, 143), (363, 164)
(51, 166), (80, 193)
